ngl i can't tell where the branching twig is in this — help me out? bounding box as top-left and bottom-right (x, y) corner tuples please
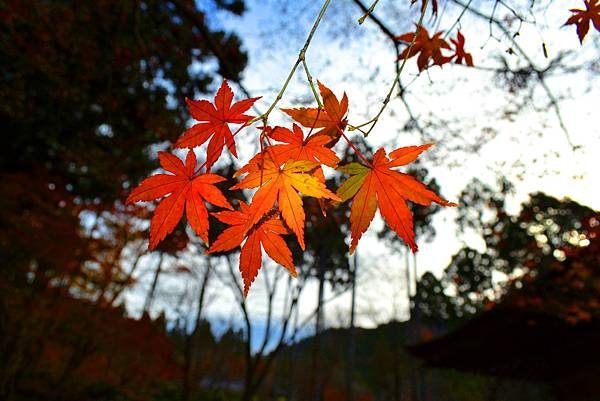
(449, 0), (578, 150)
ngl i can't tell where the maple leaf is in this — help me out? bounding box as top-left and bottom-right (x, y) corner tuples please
(126, 150), (232, 249)
(336, 144), (456, 254)
(565, 0), (600, 43)
(266, 124), (341, 168)
(412, 0), (438, 16)
(209, 202), (296, 296)
(264, 123), (341, 216)
(281, 81), (348, 146)
(232, 153), (340, 250)
(449, 31), (474, 67)
(174, 80), (260, 171)
(395, 25), (451, 71)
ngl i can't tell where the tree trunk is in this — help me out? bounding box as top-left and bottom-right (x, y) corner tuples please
(346, 252), (358, 401)
(143, 253), (163, 314)
(310, 267), (325, 401)
(182, 260), (212, 401)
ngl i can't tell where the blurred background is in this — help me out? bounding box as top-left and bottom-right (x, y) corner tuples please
(1, 1), (599, 400)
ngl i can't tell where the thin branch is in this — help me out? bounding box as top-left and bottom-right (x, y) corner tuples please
(224, 254), (254, 385)
(107, 242), (146, 306)
(352, 0), (397, 40)
(250, 0), (332, 125)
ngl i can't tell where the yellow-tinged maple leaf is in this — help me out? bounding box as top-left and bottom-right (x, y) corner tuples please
(337, 144), (456, 254)
(232, 153), (340, 250)
(209, 202), (296, 296)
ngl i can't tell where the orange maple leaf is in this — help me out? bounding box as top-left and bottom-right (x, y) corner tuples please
(449, 31), (474, 67)
(266, 124), (341, 168)
(126, 150), (232, 249)
(175, 80), (260, 171)
(395, 25), (451, 71)
(336, 144), (456, 254)
(565, 0), (600, 43)
(281, 81), (348, 146)
(209, 202), (296, 296)
(232, 153), (340, 250)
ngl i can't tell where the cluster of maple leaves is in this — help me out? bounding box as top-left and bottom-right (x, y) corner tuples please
(399, 0), (599, 71)
(395, 26), (473, 71)
(127, 80), (456, 295)
(126, 1), (598, 295)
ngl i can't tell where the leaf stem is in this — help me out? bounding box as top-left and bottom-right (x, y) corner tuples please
(346, 123), (369, 136)
(337, 126), (372, 167)
(305, 108), (323, 140)
(302, 58), (323, 109)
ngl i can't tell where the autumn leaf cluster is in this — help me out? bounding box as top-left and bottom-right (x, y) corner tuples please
(125, 0), (598, 296)
(127, 80), (458, 295)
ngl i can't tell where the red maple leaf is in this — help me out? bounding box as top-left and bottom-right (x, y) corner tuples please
(412, 0), (438, 16)
(395, 25), (451, 71)
(281, 81), (348, 146)
(565, 0), (600, 43)
(126, 150), (232, 249)
(209, 202), (296, 296)
(336, 144), (456, 253)
(449, 31), (474, 66)
(175, 80), (260, 171)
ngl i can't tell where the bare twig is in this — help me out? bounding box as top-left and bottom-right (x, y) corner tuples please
(449, 0), (578, 150)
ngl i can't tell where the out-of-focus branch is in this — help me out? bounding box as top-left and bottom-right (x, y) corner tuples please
(449, 0), (578, 150)
(351, 0), (430, 140)
(169, 0), (255, 99)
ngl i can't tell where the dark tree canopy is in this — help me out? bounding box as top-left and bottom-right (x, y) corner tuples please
(0, 1), (249, 399)
(0, 0), (247, 204)
(414, 180), (599, 323)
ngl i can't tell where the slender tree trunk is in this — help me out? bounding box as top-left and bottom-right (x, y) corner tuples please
(288, 304), (300, 401)
(143, 253), (163, 314)
(404, 247), (412, 321)
(182, 260), (212, 401)
(346, 252), (358, 401)
(405, 247), (421, 401)
(310, 267), (325, 401)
